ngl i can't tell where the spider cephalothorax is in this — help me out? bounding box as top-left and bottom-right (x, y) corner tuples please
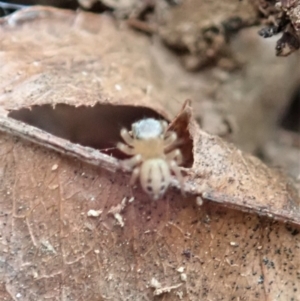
(117, 118), (184, 200)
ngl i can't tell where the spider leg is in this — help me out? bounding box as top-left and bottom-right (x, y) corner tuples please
(169, 160), (185, 196)
(117, 142), (136, 156)
(163, 132), (177, 150)
(120, 154), (142, 171)
(120, 128), (134, 146)
(166, 149), (182, 165)
(161, 120), (168, 134)
(130, 166), (140, 186)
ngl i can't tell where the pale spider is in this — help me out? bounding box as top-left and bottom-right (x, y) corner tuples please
(117, 118), (184, 200)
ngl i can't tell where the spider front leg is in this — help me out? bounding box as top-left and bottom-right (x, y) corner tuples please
(166, 149), (183, 165)
(119, 154), (142, 171)
(120, 128), (134, 146)
(163, 131), (177, 150)
(160, 120), (169, 135)
(117, 142), (136, 156)
(122, 156), (142, 187)
(169, 160), (185, 196)
(130, 166), (140, 186)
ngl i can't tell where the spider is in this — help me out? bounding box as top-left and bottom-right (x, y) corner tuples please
(117, 118), (184, 200)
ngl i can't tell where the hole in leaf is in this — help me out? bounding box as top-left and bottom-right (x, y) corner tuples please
(9, 103), (162, 158)
(9, 103), (194, 167)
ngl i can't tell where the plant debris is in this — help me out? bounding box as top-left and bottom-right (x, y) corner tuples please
(257, 0), (300, 56)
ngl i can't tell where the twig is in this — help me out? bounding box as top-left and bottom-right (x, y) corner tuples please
(0, 114), (118, 172)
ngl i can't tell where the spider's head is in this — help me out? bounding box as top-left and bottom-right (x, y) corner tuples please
(132, 118), (166, 140)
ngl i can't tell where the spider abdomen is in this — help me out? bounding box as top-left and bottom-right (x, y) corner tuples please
(140, 159), (171, 200)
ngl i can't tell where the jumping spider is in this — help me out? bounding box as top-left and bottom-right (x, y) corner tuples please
(117, 118), (184, 200)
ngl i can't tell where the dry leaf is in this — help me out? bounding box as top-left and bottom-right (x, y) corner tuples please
(0, 6), (299, 301)
(178, 101), (300, 224)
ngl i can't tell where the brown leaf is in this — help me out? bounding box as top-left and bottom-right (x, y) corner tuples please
(0, 6), (299, 301)
(1, 133), (300, 300)
(174, 102), (300, 224)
